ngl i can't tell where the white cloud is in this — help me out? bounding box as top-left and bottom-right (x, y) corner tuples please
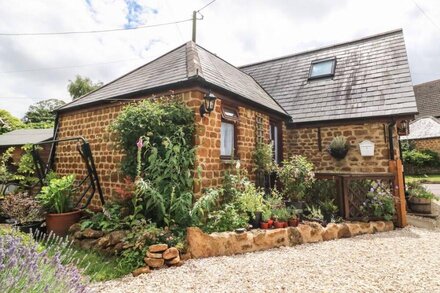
(0, 0), (439, 118)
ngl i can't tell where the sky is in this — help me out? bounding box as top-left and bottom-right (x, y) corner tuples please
(0, 0), (439, 118)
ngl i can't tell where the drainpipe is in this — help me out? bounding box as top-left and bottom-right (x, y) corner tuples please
(388, 122), (396, 160)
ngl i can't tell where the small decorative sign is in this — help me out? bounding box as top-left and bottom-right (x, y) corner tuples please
(359, 140), (375, 156)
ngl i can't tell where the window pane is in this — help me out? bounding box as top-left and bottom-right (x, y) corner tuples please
(221, 122), (234, 157)
(310, 60), (334, 77)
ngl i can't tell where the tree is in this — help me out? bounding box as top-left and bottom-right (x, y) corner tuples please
(23, 99), (66, 128)
(0, 109), (24, 134)
(67, 75), (103, 100)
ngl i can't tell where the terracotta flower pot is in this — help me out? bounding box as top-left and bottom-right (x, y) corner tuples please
(260, 222), (269, 229)
(288, 218), (299, 227)
(274, 221), (286, 229)
(46, 210), (82, 237)
(267, 219), (274, 227)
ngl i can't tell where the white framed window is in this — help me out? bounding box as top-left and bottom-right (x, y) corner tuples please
(220, 106), (239, 158)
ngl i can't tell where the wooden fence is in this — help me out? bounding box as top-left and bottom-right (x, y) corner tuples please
(314, 172), (396, 221)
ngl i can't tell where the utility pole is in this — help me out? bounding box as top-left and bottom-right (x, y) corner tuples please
(192, 10), (197, 42)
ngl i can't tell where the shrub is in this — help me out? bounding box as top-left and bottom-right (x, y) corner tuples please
(111, 99), (195, 228)
(277, 155), (315, 201)
(110, 99), (194, 178)
(0, 192), (43, 224)
(203, 204), (249, 233)
(253, 142), (275, 174)
(0, 229), (87, 292)
(403, 149), (439, 167)
(360, 187), (395, 221)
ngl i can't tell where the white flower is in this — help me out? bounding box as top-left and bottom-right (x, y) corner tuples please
(236, 160), (241, 169)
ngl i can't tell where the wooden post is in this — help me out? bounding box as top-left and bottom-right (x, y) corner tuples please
(389, 159), (407, 227)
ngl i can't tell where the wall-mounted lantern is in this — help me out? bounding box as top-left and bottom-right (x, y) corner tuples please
(359, 140), (375, 157)
(396, 120), (409, 136)
(200, 91), (217, 117)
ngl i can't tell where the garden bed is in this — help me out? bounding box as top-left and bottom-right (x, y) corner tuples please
(186, 220), (393, 259)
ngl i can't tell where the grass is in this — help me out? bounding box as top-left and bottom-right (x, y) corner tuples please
(67, 248), (133, 282)
(405, 174), (440, 184)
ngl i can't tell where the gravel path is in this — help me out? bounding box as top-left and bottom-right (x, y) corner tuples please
(89, 227), (440, 293)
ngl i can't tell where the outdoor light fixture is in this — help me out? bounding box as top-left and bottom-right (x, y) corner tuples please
(200, 91), (217, 117)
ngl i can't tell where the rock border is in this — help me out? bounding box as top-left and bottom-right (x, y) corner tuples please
(186, 221), (394, 259)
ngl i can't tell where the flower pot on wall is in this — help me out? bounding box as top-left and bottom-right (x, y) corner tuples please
(329, 148), (349, 160)
(248, 211), (263, 229)
(46, 210), (82, 237)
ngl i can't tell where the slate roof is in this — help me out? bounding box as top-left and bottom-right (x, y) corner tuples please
(414, 79), (440, 118)
(400, 117), (440, 140)
(240, 29), (417, 123)
(59, 42), (287, 115)
(0, 129), (53, 147)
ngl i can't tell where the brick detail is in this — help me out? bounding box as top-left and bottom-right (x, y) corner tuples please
(411, 138), (440, 154)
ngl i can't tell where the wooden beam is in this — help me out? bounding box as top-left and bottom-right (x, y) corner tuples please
(389, 159), (407, 227)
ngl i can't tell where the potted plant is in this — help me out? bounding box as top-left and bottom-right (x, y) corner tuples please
(407, 181), (439, 214)
(287, 208), (300, 227)
(253, 142), (276, 189)
(37, 174), (82, 236)
(236, 183), (267, 229)
(328, 136), (349, 160)
(260, 209), (272, 229)
(273, 208), (289, 228)
(277, 155), (315, 209)
(0, 192), (43, 233)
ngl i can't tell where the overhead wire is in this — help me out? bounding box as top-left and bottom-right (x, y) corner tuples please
(0, 18), (192, 36)
(411, 0), (440, 32)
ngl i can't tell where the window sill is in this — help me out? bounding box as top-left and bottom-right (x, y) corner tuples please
(220, 156), (239, 164)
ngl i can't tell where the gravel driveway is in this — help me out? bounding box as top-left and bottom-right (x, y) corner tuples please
(89, 227), (440, 293)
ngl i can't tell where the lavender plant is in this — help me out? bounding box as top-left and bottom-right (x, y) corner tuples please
(0, 229), (88, 293)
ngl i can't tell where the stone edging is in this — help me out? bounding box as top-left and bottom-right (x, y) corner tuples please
(187, 221), (394, 259)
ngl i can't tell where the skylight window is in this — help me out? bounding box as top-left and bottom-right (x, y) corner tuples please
(309, 58), (336, 79)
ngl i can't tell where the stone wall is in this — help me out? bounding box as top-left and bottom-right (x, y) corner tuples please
(285, 122), (399, 173)
(187, 221), (394, 259)
(56, 89), (277, 206)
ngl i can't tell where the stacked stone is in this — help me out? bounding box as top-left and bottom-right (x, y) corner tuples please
(133, 244), (182, 277)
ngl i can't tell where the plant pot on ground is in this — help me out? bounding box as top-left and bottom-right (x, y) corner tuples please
(327, 136), (349, 160)
(406, 181), (439, 214)
(0, 192), (44, 233)
(37, 175), (82, 237)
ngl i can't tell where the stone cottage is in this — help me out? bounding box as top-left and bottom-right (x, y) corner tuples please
(54, 29), (417, 212)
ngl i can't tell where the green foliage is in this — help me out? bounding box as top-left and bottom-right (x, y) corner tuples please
(272, 207), (290, 222)
(253, 142), (275, 174)
(328, 136), (348, 151)
(235, 182), (267, 213)
(190, 188), (221, 224)
(80, 203), (128, 232)
(407, 181), (439, 200)
(277, 155), (315, 201)
(110, 99), (195, 178)
(0, 109), (24, 134)
(13, 144), (40, 190)
(67, 75), (103, 100)
(360, 187), (395, 221)
(37, 175), (76, 213)
(305, 179), (339, 221)
(23, 99), (65, 124)
(203, 204), (249, 233)
(306, 205), (324, 221)
(111, 99), (195, 228)
(403, 148), (439, 167)
(0, 147), (14, 188)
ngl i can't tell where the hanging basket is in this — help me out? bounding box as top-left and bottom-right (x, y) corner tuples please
(328, 147), (348, 160)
